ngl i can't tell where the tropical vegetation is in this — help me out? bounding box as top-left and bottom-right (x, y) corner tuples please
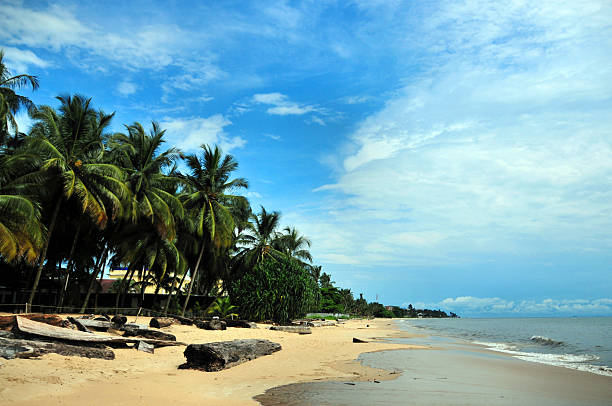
(0, 51), (429, 321)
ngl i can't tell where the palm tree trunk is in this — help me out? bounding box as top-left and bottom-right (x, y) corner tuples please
(162, 274), (177, 315)
(57, 222), (82, 312)
(139, 266), (146, 307)
(114, 267), (135, 311)
(27, 198), (62, 311)
(79, 245), (108, 313)
(181, 243), (205, 316)
(164, 270), (187, 315)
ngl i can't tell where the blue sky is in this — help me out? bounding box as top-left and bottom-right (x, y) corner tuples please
(2, 0), (612, 316)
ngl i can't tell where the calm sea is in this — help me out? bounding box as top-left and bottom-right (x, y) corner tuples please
(401, 317), (612, 376)
(255, 317), (612, 405)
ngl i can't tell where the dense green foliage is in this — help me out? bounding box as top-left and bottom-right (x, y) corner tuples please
(228, 257), (320, 324)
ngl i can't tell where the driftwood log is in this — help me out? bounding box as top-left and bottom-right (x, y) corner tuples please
(121, 326), (176, 342)
(172, 315), (194, 325)
(269, 326), (311, 334)
(73, 319), (112, 332)
(0, 314), (66, 330)
(0, 336), (114, 360)
(179, 339), (282, 371)
(14, 316), (183, 348)
(149, 317), (175, 329)
(224, 319), (257, 329)
(195, 320), (227, 330)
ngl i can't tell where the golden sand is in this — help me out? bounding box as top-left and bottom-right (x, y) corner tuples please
(0, 317), (422, 405)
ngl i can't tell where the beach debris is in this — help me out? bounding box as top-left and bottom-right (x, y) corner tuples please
(67, 317), (92, 333)
(136, 340), (154, 354)
(179, 339), (282, 372)
(111, 315), (127, 328)
(172, 315), (194, 326)
(73, 318), (113, 332)
(269, 326), (311, 334)
(225, 319), (257, 329)
(0, 334), (115, 360)
(121, 325), (177, 341)
(195, 320), (227, 331)
(352, 337), (368, 343)
(14, 316), (183, 348)
(149, 317), (176, 329)
(0, 314), (66, 330)
(344, 382), (356, 386)
(373, 380), (380, 383)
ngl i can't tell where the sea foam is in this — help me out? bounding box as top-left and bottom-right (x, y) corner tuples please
(473, 341), (612, 377)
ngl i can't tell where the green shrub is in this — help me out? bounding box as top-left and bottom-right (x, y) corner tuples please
(228, 257), (320, 324)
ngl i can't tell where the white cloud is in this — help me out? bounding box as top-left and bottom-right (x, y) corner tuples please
(308, 0), (612, 267)
(252, 92), (316, 116)
(2, 46), (49, 73)
(263, 133), (281, 141)
(344, 95), (370, 104)
(117, 81), (137, 96)
(414, 296), (612, 316)
(161, 115), (246, 153)
(0, 2), (213, 72)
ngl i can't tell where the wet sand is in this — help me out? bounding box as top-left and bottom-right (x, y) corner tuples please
(256, 326), (612, 406)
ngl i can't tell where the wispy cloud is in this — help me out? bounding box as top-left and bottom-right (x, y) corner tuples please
(263, 133), (281, 141)
(161, 115), (245, 153)
(411, 296), (612, 316)
(2, 46), (49, 73)
(252, 92), (315, 116)
(117, 81), (137, 96)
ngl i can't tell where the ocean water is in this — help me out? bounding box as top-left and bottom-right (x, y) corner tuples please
(400, 317), (612, 376)
(256, 318), (612, 405)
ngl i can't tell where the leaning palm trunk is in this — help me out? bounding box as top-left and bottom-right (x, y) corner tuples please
(79, 245), (108, 313)
(181, 244), (205, 316)
(27, 198), (62, 311)
(164, 270), (188, 315)
(114, 266), (135, 311)
(57, 223), (82, 312)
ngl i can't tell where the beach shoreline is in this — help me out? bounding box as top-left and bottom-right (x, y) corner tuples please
(0, 316), (420, 405)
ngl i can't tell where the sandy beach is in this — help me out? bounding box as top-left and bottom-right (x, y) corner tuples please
(0, 317), (420, 405)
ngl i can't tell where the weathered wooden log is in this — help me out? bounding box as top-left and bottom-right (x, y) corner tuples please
(224, 319), (257, 329)
(73, 319), (113, 331)
(0, 314), (66, 331)
(270, 326), (311, 334)
(121, 326), (177, 341)
(0, 336), (115, 360)
(172, 315), (194, 325)
(14, 316), (183, 348)
(179, 339), (282, 371)
(352, 337), (368, 343)
(195, 320), (227, 330)
(67, 317), (92, 333)
(149, 317), (175, 329)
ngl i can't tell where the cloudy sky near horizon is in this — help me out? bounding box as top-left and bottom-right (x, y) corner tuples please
(2, 0), (611, 316)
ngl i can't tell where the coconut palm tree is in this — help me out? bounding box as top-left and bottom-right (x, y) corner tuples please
(274, 226), (312, 263)
(235, 206), (284, 267)
(0, 152), (46, 263)
(180, 144), (248, 316)
(25, 95), (128, 309)
(109, 121), (184, 240)
(0, 50), (39, 145)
